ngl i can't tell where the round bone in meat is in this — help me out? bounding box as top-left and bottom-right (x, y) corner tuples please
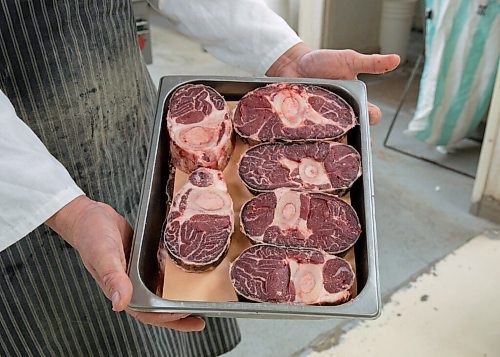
(230, 244), (354, 305)
(233, 83), (357, 142)
(164, 168), (234, 272)
(238, 141), (361, 193)
(167, 84), (234, 173)
(240, 189), (361, 254)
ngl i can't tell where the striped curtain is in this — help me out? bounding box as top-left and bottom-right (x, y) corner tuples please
(407, 0), (500, 148)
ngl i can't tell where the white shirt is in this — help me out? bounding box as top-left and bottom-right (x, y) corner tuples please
(0, 91), (85, 251)
(155, 0), (302, 75)
(0, 0), (301, 251)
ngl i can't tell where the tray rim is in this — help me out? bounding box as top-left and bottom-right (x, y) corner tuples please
(127, 75), (380, 319)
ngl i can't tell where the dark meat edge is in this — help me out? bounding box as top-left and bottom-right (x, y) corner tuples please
(156, 163), (177, 296)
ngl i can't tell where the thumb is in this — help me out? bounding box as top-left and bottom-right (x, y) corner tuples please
(352, 52), (401, 75)
(83, 232), (134, 312)
(106, 268), (134, 312)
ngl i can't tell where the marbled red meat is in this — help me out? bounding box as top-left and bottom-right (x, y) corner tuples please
(240, 189), (361, 254)
(238, 141), (361, 193)
(164, 168), (234, 272)
(167, 84), (234, 173)
(230, 244), (354, 305)
(233, 83), (356, 142)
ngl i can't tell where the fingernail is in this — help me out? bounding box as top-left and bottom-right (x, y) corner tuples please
(196, 317), (206, 331)
(111, 291), (120, 311)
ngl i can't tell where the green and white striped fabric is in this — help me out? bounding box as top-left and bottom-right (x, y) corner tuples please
(408, 0), (500, 148)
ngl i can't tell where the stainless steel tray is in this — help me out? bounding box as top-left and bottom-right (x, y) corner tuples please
(127, 76), (380, 319)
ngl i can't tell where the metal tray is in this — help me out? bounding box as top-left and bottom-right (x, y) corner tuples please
(127, 76), (380, 319)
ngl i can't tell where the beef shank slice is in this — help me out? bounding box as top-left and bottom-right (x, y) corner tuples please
(233, 83), (356, 142)
(240, 189), (361, 254)
(164, 168), (234, 272)
(238, 141), (361, 193)
(167, 84), (234, 173)
(230, 244), (354, 305)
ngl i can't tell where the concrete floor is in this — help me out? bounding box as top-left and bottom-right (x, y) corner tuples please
(310, 231), (500, 357)
(145, 12), (500, 357)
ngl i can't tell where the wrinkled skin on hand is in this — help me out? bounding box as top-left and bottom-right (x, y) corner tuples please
(266, 43), (401, 125)
(46, 195), (205, 332)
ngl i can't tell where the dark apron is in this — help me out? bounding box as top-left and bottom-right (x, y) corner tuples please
(0, 1), (240, 355)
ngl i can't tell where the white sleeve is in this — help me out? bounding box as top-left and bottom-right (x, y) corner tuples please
(154, 0), (302, 75)
(0, 90), (84, 251)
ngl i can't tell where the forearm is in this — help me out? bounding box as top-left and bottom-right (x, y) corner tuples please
(151, 0), (302, 75)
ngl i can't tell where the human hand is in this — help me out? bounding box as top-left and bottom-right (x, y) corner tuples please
(45, 195), (205, 332)
(266, 43), (401, 125)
